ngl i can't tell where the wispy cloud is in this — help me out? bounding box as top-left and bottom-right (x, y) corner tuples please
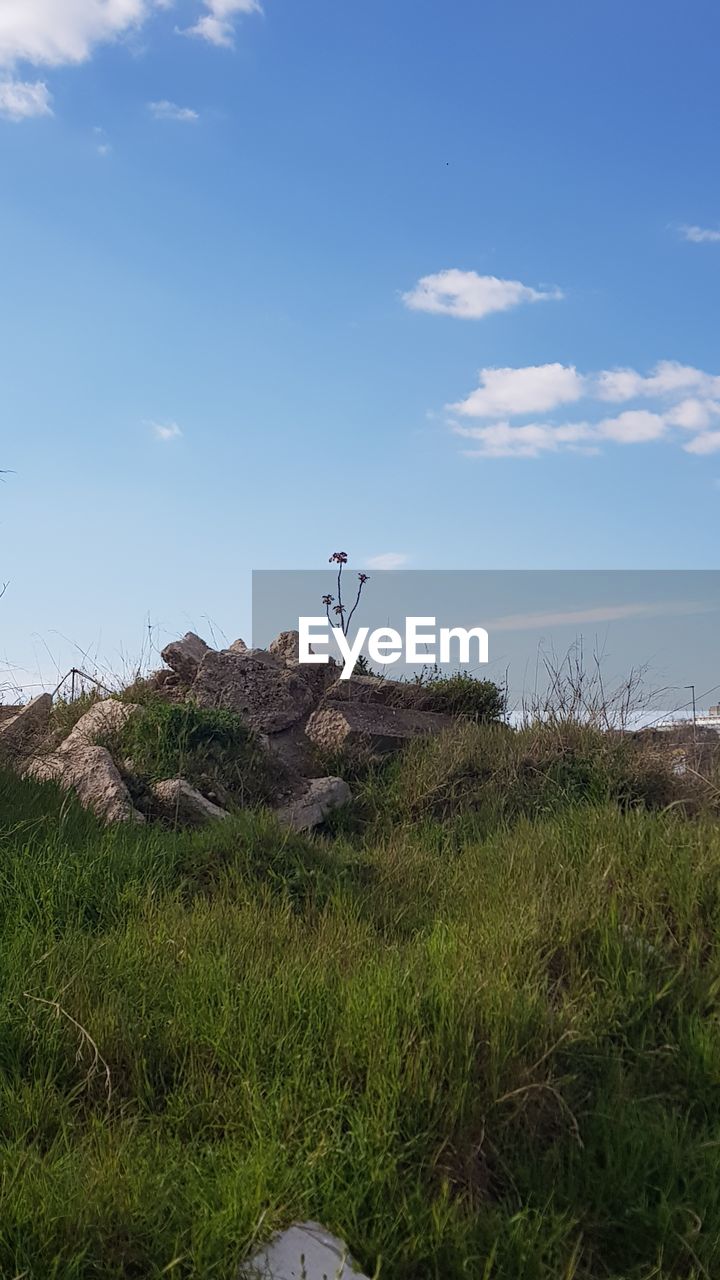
(454, 421), (595, 459)
(93, 124), (111, 156)
(679, 224), (720, 244)
(150, 421), (183, 442)
(0, 79), (52, 121)
(182, 0), (262, 48)
(683, 430), (720, 455)
(446, 360), (720, 459)
(489, 600), (712, 632)
(364, 552), (409, 570)
(402, 269), (563, 320)
(148, 99), (199, 122)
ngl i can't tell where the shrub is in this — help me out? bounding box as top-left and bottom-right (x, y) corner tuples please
(110, 698), (279, 811)
(413, 668), (507, 724)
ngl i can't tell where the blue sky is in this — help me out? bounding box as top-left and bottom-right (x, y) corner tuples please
(1, 0), (719, 691)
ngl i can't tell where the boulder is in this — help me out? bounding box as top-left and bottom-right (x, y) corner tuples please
(240, 1221), (369, 1280)
(0, 694), (53, 762)
(152, 778), (229, 826)
(322, 673), (419, 709)
(192, 648), (316, 734)
(268, 630), (305, 663)
(269, 629), (338, 698)
(228, 638), (248, 654)
(60, 699), (138, 750)
(25, 743), (144, 824)
(161, 632), (211, 682)
(305, 701), (454, 755)
(275, 776), (351, 833)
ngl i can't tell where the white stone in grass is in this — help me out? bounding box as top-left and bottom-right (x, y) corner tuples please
(152, 778), (230, 825)
(240, 1221), (369, 1280)
(274, 777), (351, 833)
(60, 699), (139, 751)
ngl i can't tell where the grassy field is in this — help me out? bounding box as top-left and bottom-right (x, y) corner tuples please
(1, 722), (720, 1278)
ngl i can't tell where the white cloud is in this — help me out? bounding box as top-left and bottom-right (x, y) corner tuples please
(454, 420), (594, 459)
(402, 269), (562, 320)
(0, 77), (52, 119)
(684, 431), (720, 455)
(680, 224), (720, 244)
(597, 410), (667, 444)
(183, 0), (262, 47)
(450, 363), (585, 419)
(0, 0), (149, 69)
(148, 99), (198, 121)
(666, 397), (720, 431)
(595, 360), (719, 402)
(150, 420), (183, 441)
(0, 2), (263, 118)
(445, 359), (720, 461)
(364, 552), (409, 570)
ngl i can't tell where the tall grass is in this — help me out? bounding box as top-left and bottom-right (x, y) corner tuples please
(1, 725), (720, 1278)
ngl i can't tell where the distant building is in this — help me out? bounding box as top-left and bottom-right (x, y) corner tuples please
(655, 703), (720, 734)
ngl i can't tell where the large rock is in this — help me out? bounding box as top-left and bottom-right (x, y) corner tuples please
(0, 694), (53, 762)
(25, 743), (144, 824)
(269, 629), (338, 698)
(305, 701), (454, 755)
(275, 776), (351, 832)
(61, 699), (138, 750)
(161, 632), (211, 682)
(322, 673), (419, 709)
(240, 1221), (369, 1280)
(152, 778), (229, 826)
(192, 648), (316, 734)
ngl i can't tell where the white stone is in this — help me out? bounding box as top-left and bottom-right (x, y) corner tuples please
(241, 1222), (369, 1280)
(275, 777), (351, 832)
(61, 699), (138, 751)
(161, 632), (211, 682)
(152, 778), (229, 825)
(25, 743), (144, 824)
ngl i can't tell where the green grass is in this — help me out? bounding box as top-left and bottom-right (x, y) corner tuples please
(108, 699), (280, 813)
(1, 724), (720, 1279)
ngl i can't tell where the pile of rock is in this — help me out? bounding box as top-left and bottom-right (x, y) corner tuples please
(0, 630), (456, 832)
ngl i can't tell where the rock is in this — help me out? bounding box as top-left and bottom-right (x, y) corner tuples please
(264, 722), (322, 778)
(192, 648), (316, 734)
(269, 629), (338, 698)
(275, 776), (351, 832)
(0, 705), (22, 723)
(0, 694), (53, 762)
(161, 632), (211, 682)
(228, 638), (248, 654)
(60, 699), (138, 750)
(25, 743), (144, 824)
(268, 630), (304, 663)
(322, 673), (419, 709)
(305, 701), (454, 755)
(152, 778), (229, 826)
(240, 1221), (369, 1280)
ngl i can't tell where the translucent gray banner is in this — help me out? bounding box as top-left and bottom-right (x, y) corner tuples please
(252, 569), (720, 726)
